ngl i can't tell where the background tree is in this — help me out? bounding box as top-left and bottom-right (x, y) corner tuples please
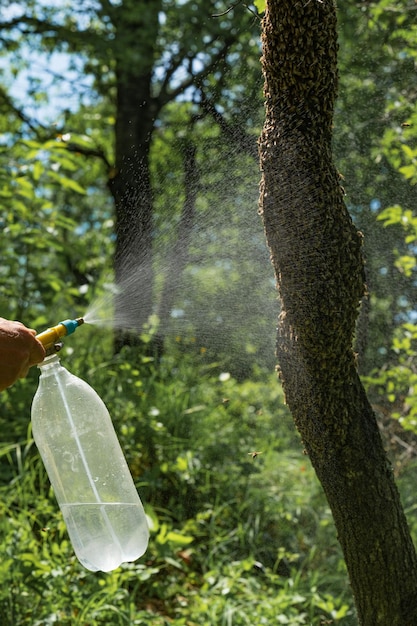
(258, 0), (417, 623)
(0, 0), (263, 347)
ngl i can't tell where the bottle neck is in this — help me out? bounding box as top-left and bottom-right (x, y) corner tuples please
(38, 353), (62, 375)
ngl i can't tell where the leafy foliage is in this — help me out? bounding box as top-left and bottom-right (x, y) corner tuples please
(0, 345), (358, 625)
(334, 0), (417, 373)
(0, 133), (114, 325)
(365, 202), (417, 436)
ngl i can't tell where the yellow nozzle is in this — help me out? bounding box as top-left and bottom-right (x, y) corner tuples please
(36, 318), (84, 353)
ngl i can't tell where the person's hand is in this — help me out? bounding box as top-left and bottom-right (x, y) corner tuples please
(0, 318), (46, 391)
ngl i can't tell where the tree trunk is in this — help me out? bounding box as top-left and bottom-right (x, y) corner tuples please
(258, 1), (417, 623)
(108, 0), (162, 341)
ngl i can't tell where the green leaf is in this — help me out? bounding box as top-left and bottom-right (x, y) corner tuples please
(32, 160), (44, 181)
(165, 530), (194, 545)
(399, 165), (417, 182)
(254, 0), (266, 13)
(395, 255), (416, 277)
(377, 205), (403, 226)
(48, 171), (86, 194)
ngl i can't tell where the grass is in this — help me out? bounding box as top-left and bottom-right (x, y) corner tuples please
(0, 343), (373, 624)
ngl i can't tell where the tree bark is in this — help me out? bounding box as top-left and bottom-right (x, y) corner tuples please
(108, 0), (162, 340)
(258, 1), (417, 623)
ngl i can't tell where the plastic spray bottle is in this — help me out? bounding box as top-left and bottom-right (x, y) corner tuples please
(31, 319), (149, 572)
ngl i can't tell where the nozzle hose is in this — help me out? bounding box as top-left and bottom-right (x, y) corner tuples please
(36, 317), (85, 353)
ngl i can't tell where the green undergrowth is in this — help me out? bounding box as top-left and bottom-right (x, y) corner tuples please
(0, 342), (372, 624)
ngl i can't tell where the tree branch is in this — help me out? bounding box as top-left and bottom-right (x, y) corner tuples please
(0, 86), (46, 137)
(157, 37), (235, 107)
(65, 143), (112, 171)
(198, 89), (258, 160)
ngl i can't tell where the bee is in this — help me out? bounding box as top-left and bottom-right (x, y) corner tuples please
(248, 451), (263, 459)
(401, 122), (413, 127)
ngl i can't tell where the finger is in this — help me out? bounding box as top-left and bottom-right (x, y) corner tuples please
(28, 339), (46, 366)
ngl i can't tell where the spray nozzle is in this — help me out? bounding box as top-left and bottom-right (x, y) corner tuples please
(36, 318), (85, 354)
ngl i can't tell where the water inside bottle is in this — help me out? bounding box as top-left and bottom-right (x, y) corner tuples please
(60, 502), (149, 572)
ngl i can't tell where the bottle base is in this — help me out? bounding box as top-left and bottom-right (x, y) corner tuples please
(60, 502), (149, 572)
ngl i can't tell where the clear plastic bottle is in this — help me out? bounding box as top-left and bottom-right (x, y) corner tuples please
(31, 353), (149, 572)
